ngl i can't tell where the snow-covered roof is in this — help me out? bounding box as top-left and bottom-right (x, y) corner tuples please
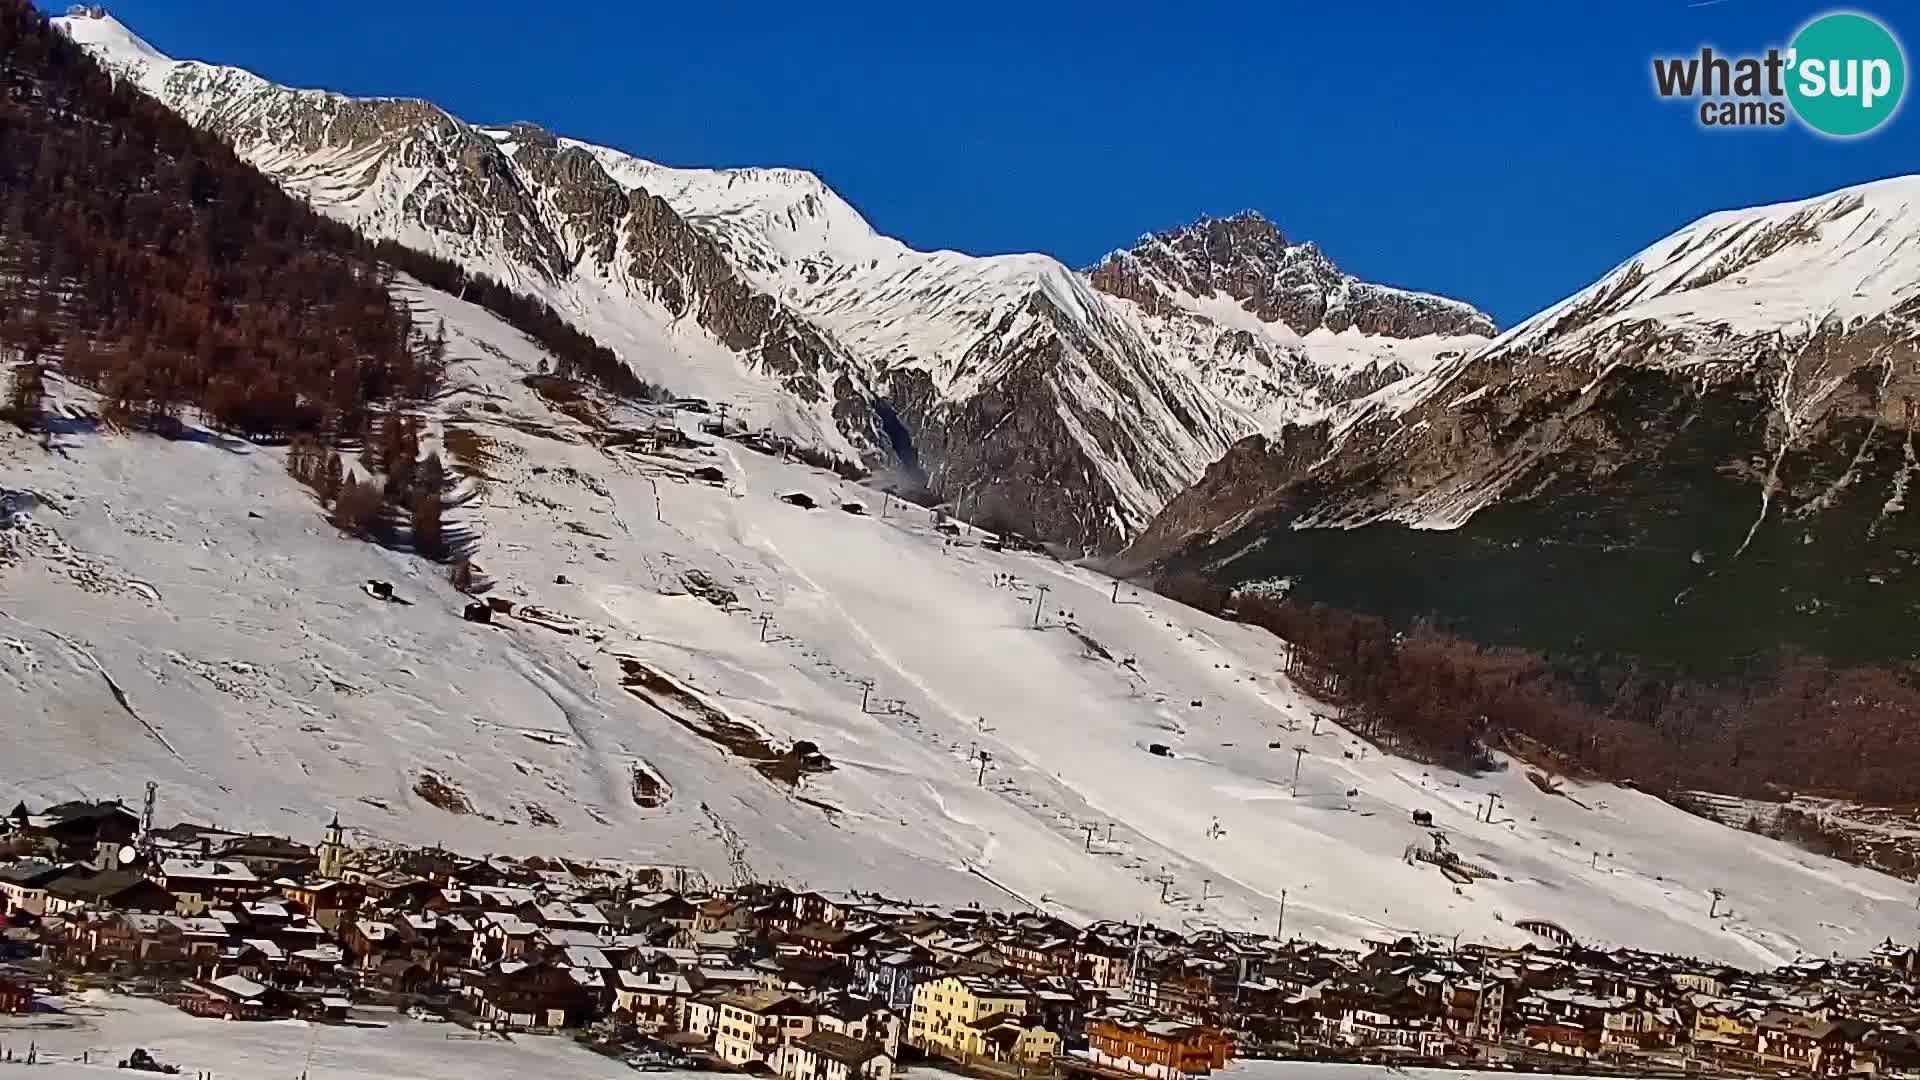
(564, 945), (613, 970)
(160, 859), (259, 883)
(210, 974), (266, 1000)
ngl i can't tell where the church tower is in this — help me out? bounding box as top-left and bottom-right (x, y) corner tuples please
(317, 812), (349, 879)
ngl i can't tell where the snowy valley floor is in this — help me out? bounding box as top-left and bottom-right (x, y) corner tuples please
(3, 281), (1917, 967)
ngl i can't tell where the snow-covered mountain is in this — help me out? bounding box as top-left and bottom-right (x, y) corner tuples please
(54, 9), (1492, 551)
(1130, 177), (1920, 663)
(6, 270), (1916, 968)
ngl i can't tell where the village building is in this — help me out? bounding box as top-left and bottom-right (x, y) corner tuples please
(1083, 1014), (1232, 1078)
(467, 958), (594, 1030)
(780, 1029), (893, 1080)
(851, 944), (933, 1010)
(910, 974), (1054, 1064)
(0, 861), (68, 916)
(715, 988), (816, 1068)
(41, 868), (174, 917)
(17, 800), (140, 861)
(815, 996), (901, 1057)
(1756, 1011), (1860, 1075)
(178, 973), (291, 1021)
(615, 969), (694, 1030)
(155, 859), (265, 913)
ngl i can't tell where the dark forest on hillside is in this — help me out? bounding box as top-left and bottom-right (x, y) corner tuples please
(0, 0), (659, 440)
(1157, 573), (1920, 806)
(0, 0), (432, 436)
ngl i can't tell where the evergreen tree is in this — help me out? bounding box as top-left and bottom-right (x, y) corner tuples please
(410, 488), (446, 560)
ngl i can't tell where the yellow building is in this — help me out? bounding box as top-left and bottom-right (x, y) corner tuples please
(909, 975), (1056, 1064)
(1692, 1000), (1757, 1054)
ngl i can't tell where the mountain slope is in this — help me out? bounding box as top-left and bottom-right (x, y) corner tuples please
(1132, 176), (1920, 665)
(55, 10), (1492, 550)
(5, 274), (1917, 968)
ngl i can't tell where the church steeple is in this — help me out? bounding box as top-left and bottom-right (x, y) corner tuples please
(318, 811), (349, 879)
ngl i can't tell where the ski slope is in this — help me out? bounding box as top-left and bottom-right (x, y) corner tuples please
(2, 282), (1914, 968)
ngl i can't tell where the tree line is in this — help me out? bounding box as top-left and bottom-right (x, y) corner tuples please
(1157, 573), (1920, 805)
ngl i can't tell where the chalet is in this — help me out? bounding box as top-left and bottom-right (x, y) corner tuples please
(1672, 966), (1738, 996)
(287, 943), (346, 984)
(393, 911), (470, 973)
(787, 890), (853, 929)
(156, 859), (265, 913)
(1691, 997), (1759, 1055)
(1756, 1011), (1859, 1075)
(467, 959), (594, 1030)
(715, 988), (816, 1068)
(214, 835), (316, 878)
(179, 974), (291, 1021)
(470, 911), (541, 966)
(1602, 1002), (1678, 1051)
(609, 892), (699, 940)
(1858, 1028), (1920, 1074)
(1334, 989), (1449, 1058)
(615, 969), (694, 1030)
(1522, 1017), (1601, 1059)
(1440, 978), (1504, 1042)
(781, 1030), (893, 1080)
(815, 996), (901, 1058)
(347, 919), (401, 970)
(525, 899), (609, 933)
(967, 1013), (1061, 1066)
(1074, 933), (1134, 989)
(41, 869), (174, 916)
(695, 897), (754, 935)
(1084, 1014), (1231, 1078)
(72, 912), (229, 974)
(999, 933), (1076, 978)
(276, 879), (362, 930)
(20, 800), (139, 861)
(372, 957), (431, 995)
(851, 945), (932, 1010)
(760, 953), (852, 994)
(0, 861), (69, 916)
(787, 922), (858, 957)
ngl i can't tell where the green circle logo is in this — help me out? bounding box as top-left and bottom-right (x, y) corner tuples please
(1786, 12), (1907, 137)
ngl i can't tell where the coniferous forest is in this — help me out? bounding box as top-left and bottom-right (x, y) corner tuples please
(0, 0), (656, 441)
(0, 1), (433, 435)
(1158, 573), (1920, 806)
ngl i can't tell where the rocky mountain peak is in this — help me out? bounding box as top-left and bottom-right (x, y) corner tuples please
(1089, 212), (1493, 339)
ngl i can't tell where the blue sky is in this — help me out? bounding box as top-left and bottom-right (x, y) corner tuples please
(76, 1), (1918, 327)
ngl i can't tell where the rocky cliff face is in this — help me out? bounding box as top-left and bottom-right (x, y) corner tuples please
(1131, 179), (1920, 665)
(1088, 213), (1492, 431)
(57, 11), (1492, 551)
(1091, 211), (1494, 338)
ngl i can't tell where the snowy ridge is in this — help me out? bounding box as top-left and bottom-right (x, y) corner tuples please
(1252, 175), (1920, 533)
(5, 275), (1918, 967)
(56, 10), (1491, 547)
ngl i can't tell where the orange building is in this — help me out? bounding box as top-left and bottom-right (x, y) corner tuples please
(1084, 1016), (1231, 1078)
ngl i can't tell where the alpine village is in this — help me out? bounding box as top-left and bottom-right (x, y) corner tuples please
(3, 799), (1920, 1080)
